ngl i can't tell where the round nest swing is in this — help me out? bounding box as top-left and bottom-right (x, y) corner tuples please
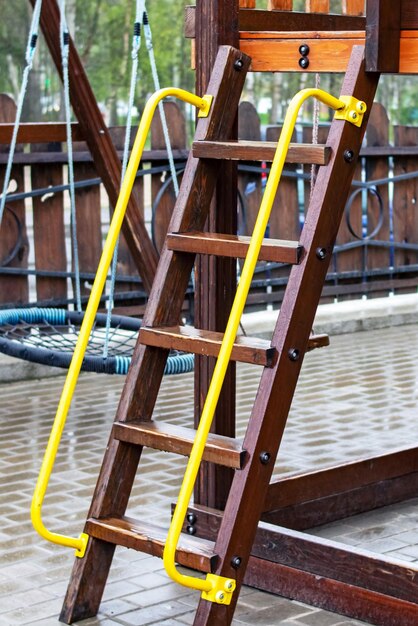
(0, 308), (194, 376)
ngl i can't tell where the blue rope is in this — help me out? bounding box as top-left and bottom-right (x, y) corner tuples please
(0, 308), (194, 376)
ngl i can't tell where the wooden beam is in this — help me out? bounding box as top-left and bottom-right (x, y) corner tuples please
(184, 8), (366, 38)
(240, 33), (418, 73)
(185, 505), (418, 606)
(30, 0), (158, 294)
(366, 0), (401, 72)
(264, 446), (418, 510)
(245, 558), (418, 626)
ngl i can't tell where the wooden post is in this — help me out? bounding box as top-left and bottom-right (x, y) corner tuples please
(365, 0), (401, 72)
(194, 0), (239, 509)
(28, 0), (158, 294)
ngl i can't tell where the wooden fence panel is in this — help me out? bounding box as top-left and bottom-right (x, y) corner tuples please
(364, 103), (390, 293)
(238, 102), (262, 236)
(31, 143), (67, 305)
(0, 94), (29, 306)
(342, 0), (365, 15)
(393, 124), (418, 293)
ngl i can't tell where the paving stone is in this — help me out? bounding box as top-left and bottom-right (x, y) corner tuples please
(2, 324), (418, 625)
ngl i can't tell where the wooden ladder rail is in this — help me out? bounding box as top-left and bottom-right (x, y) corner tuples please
(192, 45), (380, 626)
(59, 45), (251, 625)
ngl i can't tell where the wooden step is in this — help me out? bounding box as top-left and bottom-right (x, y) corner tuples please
(140, 325), (278, 367)
(86, 516), (216, 572)
(167, 231), (303, 264)
(113, 421), (246, 469)
(306, 333), (329, 352)
(192, 140), (331, 165)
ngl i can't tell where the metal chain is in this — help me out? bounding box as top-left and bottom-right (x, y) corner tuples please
(0, 0), (43, 226)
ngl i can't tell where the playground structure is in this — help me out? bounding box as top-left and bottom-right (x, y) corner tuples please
(2, 1), (418, 625)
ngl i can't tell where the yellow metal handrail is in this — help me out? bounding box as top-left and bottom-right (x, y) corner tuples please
(31, 88), (213, 558)
(163, 88), (367, 604)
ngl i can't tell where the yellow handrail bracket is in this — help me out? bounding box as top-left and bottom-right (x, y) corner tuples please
(31, 87), (213, 558)
(163, 87), (366, 602)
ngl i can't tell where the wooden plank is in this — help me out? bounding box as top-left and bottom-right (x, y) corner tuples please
(263, 471), (418, 529)
(393, 124), (418, 291)
(31, 143), (67, 304)
(245, 558), (418, 626)
(166, 232), (302, 263)
(342, 0), (365, 15)
(193, 140), (331, 164)
(151, 101), (186, 253)
(113, 421), (246, 469)
(239, 0), (256, 7)
(139, 325), (278, 367)
(186, 505), (418, 605)
(73, 162), (102, 302)
(306, 0), (330, 12)
(86, 516), (217, 572)
(238, 101), (262, 237)
(401, 0), (418, 29)
(0, 94), (29, 306)
(0, 122), (83, 144)
(366, 0), (401, 72)
(31, 0), (158, 294)
(0, 148), (189, 165)
(265, 446), (418, 511)
(364, 103), (391, 292)
(268, 0), (293, 9)
(184, 7), (366, 38)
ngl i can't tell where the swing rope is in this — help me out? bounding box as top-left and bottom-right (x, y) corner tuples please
(143, 7), (179, 197)
(59, 0), (82, 312)
(0, 0), (43, 227)
(103, 0), (145, 359)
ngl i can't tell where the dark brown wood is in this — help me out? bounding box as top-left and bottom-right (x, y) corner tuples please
(186, 504), (418, 605)
(31, 145), (67, 304)
(0, 122), (83, 144)
(393, 124), (418, 288)
(401, 0), (418, 28)
(166, 232), (302, 263)
(245, 558), (418, 626)
(194, 0), (240, 511)
(60, 46), (250, 625)
(237, 101), (262, 237)
(366, 0), (401, 72)
(140, 325), (278, 367)
(0, 148), (189, 165)
(86, 516), (217, 572)
(184, 7), (366, 38)
(192, 140), (331, 164)
(0, 94), (29, 306)
(113, 421), (246, 469)
(193, 46), (380, 625)
(265, 446), (418, 511)
(151, 102), (186, 253)
(30, 0), (158, 294)
(263, 471), (418, 530)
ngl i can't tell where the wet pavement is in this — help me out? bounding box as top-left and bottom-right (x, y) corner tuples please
(1, 323), (418, 625)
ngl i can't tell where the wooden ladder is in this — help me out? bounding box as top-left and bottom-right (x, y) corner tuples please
(60, 45), (379, 626)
